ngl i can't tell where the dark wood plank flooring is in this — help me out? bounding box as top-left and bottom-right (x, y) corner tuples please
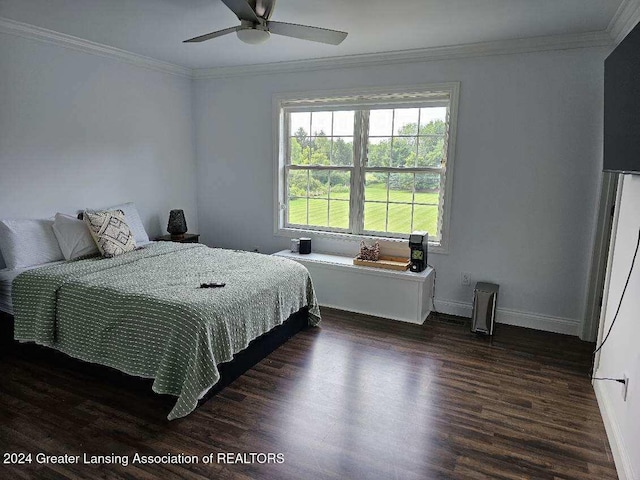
(0, 308), (617, 480)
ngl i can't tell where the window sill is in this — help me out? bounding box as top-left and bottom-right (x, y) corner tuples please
(274, 250), (434, 282)
(275, 227), (449, 255)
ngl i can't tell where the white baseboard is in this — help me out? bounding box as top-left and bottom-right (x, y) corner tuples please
(435, 299), (580, 336)
(593, 379), (634, 480)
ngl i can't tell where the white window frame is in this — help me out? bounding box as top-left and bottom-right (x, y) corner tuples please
(273, 83), (460, 254)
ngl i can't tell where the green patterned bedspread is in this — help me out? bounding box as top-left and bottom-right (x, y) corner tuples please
(12, 242), (320, 420)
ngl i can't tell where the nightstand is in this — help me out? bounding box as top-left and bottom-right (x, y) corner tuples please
(156, 233), (200, 243)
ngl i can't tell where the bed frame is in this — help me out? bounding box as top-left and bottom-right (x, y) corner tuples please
(0, 311), (12, 350)
(0, 308), (309, 407)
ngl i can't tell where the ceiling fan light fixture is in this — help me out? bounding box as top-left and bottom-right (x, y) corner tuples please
(236, 27), (270, 44)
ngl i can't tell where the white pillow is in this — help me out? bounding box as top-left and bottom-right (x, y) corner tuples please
(52, 213), (99, 260)
(0, 218), (65, 269)
(103, 202), (149, 245)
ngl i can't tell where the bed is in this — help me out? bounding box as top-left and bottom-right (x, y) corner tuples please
(0, 262), (65, 315)
(4, 242), (320, 420)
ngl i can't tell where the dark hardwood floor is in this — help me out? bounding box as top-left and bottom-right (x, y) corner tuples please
(0, 308), (617, 480)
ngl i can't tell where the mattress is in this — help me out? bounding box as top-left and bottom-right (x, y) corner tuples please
(0, 262), (64, 315)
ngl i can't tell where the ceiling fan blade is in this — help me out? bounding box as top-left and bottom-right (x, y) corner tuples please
(183, 26), (238, 43)
(255, 0), (276, 20)
(267, 21), (347, 45)
(221, 0), (260, 22)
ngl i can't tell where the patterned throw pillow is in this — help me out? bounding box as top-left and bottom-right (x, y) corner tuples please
(83, 209), (136, 258)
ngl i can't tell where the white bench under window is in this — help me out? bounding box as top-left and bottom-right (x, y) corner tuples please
(274, 250), (435, 324)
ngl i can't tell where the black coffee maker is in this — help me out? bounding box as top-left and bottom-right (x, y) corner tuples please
(409, 231), (428, 272)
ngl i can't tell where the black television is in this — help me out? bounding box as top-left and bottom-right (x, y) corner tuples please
(604, 22), (640, 174)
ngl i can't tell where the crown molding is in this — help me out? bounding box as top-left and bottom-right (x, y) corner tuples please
(0, 17), (192, 78)
(608, 0), (640, 44)
(193, 30), (613, 80)
(0, 16), (618, 82)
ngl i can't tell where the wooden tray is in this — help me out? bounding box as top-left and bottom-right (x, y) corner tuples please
(353, 255), (410, 271)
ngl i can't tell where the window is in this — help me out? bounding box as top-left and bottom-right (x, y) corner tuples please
(274, 84), (459, 250)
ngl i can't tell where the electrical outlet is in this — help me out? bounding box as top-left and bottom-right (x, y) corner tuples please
(461, 272), (471, 286)
(622, 374), (629, 401)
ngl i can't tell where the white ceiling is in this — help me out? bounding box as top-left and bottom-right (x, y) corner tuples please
(0, 0), (624, 69)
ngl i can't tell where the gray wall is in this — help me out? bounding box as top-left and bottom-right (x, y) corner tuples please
(193, 48), (607, 333)
(0, 33), (198, 243)
(0, 29), (608, 334)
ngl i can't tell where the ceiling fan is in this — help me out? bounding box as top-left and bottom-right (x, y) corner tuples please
(184, 0), (348, 46)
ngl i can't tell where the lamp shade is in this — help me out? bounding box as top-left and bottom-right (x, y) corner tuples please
(167, 209), (187, 237)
